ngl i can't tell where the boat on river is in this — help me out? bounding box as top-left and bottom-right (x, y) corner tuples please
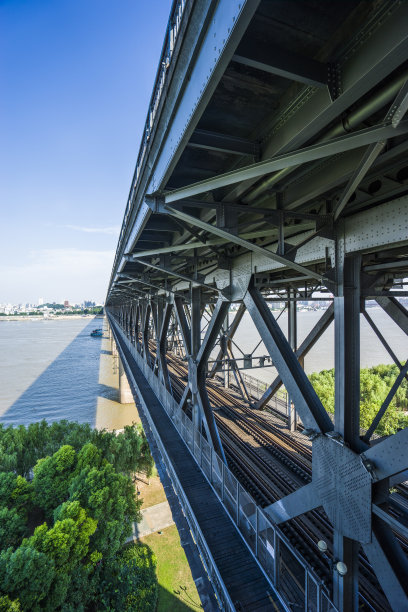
(90, 328), (103, 337)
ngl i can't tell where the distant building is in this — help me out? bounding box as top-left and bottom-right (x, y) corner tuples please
(84, 300), (96, 308)
(64, 300), (69, 308)
(38, 297), (44, 306)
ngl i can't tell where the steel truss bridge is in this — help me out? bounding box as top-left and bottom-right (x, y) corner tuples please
(106, 1), (408, 610)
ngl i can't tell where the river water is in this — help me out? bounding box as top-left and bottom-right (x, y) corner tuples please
(232, 306), (407, 384)
(0, 308), (405, 426)
(0, 317), (104, 427)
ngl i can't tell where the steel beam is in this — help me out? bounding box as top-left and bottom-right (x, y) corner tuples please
(110, 0), (261, 277)
(363, 427), (408, 482)
(287, 288), (297, 431)
(158, 303), (173, 393)
(208, 303), (246, 379)
(132, 257), (219, 292)
(197, 298), (230, 371)
(233, 40), (327, 87)
(142, 303), (152, 367)
(163, 122), (408, 204)
(195, 297), (229, 462)
(125, 225), (301, 258)
(334, 78), (408, 220)
(188, 129), (259, 157)
(333, 534), (360, 612)
(334, 254), (362, 452)
(332, 254), (362, 610)
(237, 1), (408, 204)
(191, 286), (203, 430)
(376, 295), (408, 336)
(174, 297), (191, 356)
(135, 303), (141, 352)
(244, 283), (333, 433)
(264, 483), (317, 524)
(363, 308), (405, 375)
(363, 520), (408, 609)
(166, 206), (322, 281)
(255, 303), (334, 409)
(117, 275), (173, 296)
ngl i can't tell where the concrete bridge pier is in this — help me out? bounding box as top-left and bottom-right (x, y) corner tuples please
(119, 356), (133, 403)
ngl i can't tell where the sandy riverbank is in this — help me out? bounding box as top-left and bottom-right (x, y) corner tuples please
(95, 321), (140, 431)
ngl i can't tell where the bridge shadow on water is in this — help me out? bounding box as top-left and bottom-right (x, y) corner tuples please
(0, 318), (108, 428)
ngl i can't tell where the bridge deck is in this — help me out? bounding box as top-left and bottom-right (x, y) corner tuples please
(114, 327), (282, 611)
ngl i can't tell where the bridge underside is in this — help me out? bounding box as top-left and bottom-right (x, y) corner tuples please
(107, 1), (408, 610)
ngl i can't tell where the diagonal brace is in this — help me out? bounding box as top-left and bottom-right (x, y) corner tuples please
(255, 303), (334, 409)
(244, 283), (333, 433)
(166, 206), (322, 281)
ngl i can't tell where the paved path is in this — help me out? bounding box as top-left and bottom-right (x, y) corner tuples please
(129, 501), (175, 540)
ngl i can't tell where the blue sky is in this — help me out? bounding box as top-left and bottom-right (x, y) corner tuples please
(0, 0), (172, 304)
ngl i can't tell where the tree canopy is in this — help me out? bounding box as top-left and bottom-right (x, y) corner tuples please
(0, 421), (157, 611)
(309, 363), (408, 436)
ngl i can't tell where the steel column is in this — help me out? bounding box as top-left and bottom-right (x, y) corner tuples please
(287, 288), (297, 431)
(191, 286), (203, 431)
(332, 253), (362, 611)
(158, 302), (173, 393)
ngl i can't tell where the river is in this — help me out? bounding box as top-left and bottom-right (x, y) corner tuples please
(0, 317), (105, 427)
(0, 308), (405, 425)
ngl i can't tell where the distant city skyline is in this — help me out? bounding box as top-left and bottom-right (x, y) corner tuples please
(0, 298), (103, 315)
(0, 298), (103, 307)
(0, 0), (172, 303)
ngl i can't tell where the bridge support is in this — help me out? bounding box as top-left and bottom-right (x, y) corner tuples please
(105, 1), (408, 607)
(287, 287), (298, 431)
(119, 356), (133, 403)
(332, 253), (362, 611)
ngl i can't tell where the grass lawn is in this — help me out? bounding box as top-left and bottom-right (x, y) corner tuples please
(141, 524), (202, 611)
(136, 474), (168, 508)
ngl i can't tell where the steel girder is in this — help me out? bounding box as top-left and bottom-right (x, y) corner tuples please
(255, 304), (334, 409)
(109, 0), (261, 278)
(163, 121), (408, 204)
(107, 2), (408, 610)
(108, 262), (408, 610)
(108, 0), (408, 296)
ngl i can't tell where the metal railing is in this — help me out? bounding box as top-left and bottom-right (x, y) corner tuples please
(111, 316), (338, 612)
(113, 0), (188, 275)
(109, 316), (235, 611)
(239, 371), (289, 415)
(138, 385), (235, 612)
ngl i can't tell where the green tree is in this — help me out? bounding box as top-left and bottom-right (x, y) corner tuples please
(0, 546), (56, 610)
(33, 446), (76, 517)
(0, 508), (26, 549)
(0, 421), (154, 611)
(98, 543), (158, 611)
(309, 364), (408, 436)
(30, 502), (97, 573)
(0, 595), (21, 611)
(69, 462), (140, 559)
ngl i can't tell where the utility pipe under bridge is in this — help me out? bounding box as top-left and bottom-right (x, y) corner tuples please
(106, 1), (408, 610)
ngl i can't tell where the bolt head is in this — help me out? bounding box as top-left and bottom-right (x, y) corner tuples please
(336, 561), (348, 576)
(317, 540), (328, 553)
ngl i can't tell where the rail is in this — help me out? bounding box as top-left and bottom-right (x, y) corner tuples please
(108, 313), (235, 612)
(110, 314), (338, 612)
(240, 371), (289, 414)
(239, 370), (382, 440)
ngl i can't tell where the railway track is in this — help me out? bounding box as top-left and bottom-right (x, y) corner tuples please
(138, 339), (406, 610)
